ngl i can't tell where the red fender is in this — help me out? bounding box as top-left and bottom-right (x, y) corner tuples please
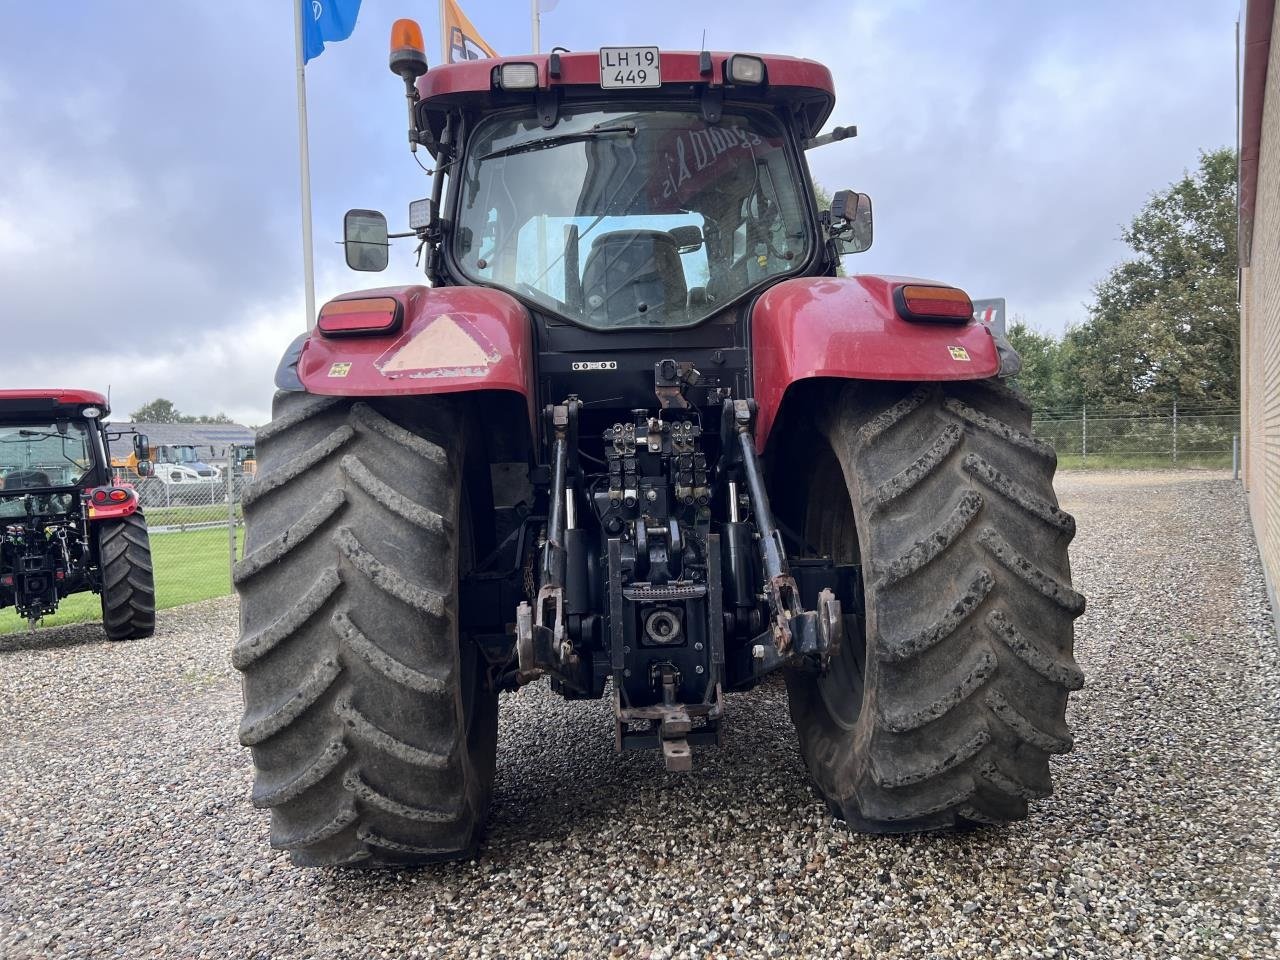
(751, 275), (1001, 449)
(296, 285), (536, 432)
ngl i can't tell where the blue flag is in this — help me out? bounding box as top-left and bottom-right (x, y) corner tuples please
(301, 0), (362, 64)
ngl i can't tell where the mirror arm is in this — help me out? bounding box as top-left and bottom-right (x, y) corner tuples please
(401, 75), (423, 153)
(804, 124), (857, 151)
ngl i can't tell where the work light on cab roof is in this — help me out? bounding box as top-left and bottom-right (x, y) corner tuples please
(244, 25), (1079, 871)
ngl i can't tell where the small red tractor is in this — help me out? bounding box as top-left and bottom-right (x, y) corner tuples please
(0, 390), (155, 639)
(235, 26), (1084, 867)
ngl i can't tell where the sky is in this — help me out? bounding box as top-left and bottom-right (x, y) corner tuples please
(0, 1), (1239, 426)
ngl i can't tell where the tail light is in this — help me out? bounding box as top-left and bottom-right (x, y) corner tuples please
(317, 296), (403, 336)
(895, 284), (974, 323)
(86, 486), (135, 517)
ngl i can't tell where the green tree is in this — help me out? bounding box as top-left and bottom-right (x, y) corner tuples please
(129, 399), (234, 424)
(130, 398), (182, 423)
(1072, 148), (1238, 409)
(1006, 317), (1070, 411)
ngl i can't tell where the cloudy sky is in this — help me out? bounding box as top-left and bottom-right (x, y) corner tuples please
(2, 1), (1237, 425)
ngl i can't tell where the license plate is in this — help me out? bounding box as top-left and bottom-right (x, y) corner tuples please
(599, 47), (661, 89)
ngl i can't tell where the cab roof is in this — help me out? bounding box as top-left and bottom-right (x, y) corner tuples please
(0, 389), (109, 416)
(416, 51), (836, 140)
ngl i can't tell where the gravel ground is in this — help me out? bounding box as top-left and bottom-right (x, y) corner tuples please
(1, 469), (1277, 959)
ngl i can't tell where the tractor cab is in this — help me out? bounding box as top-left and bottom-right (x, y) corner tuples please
(0, 390), (155, 636)
(344, 47), (872, 323)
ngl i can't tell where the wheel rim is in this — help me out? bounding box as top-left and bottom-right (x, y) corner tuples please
(805, 443), (867, 730)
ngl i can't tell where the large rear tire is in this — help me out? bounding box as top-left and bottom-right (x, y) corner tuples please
(98, 512), (156, 641)
(233, 392), (498, 867)
(783, 379), (1084, 831)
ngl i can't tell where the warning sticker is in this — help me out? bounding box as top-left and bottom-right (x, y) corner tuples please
(948, 346), (971, 362)
(328, 362), (352, 378)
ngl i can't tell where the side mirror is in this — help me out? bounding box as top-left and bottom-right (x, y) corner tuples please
(136, 460), (153, 478)
(344, 209), (390, 272)
(829, 190), (873, 254)
(133, 434), (150, 462)
(668, 225), (704, 253)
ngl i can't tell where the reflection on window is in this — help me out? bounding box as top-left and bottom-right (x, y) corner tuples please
(0, 421), (93, 493)
(455, 105), (811, 329)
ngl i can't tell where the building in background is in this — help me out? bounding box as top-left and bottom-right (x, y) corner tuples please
(1240, 0), (1280, 610)
(109, 421), (255, 478)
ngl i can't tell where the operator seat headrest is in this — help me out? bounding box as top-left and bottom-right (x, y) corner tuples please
(2, 470), (51, 490)
(581, 229), (687, 325)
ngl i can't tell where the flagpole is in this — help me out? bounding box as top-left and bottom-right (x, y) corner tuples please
(532, 0), (540, 53)
(294, 1), (317, 329)
(440, 0), (448, 63)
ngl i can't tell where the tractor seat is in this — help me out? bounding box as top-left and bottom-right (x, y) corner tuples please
(2, 470), (51, 490)
(581, 230), (687, 325)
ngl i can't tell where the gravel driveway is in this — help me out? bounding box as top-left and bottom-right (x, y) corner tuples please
(1, 470), (1277, 959)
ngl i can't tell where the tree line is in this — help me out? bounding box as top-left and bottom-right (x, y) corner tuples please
(129, 398), (235, 424)
(1006, 147), (1238, 415)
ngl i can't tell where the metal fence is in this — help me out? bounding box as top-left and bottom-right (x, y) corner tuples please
(1032, 401), (1240, 469)
(129, 444), (247, 617)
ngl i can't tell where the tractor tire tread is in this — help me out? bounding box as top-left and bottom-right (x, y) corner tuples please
(235, 390), (497, 867)
(98, 512), (156, 641)
(787, 380), (1083, 831)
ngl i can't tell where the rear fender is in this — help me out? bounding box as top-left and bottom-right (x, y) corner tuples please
(282, 285), (536, 435)
(751, 275), (1002, 448)
(85, 485), (139, 521)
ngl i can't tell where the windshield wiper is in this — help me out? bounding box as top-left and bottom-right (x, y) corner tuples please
(477, 121), (637, 162)
(15, 430), (65, 441)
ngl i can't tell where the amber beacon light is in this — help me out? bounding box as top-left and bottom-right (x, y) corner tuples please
(389, 19), (429, 79)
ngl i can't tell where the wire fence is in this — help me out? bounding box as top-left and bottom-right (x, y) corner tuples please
(0, 401), (1241, 635)
(0, 445), (250, 635)
(1032, 400), (1240, 469)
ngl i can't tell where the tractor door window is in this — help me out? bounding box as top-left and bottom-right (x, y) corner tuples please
(0, 421), (93, 492)
(454, 104), (812, 329)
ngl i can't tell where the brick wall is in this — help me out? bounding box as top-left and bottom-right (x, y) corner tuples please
(1243, 2), (1280, 596)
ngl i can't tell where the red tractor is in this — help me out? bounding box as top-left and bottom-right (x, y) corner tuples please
(0, 390), (156, 639)
(235, 26), (1084, 867)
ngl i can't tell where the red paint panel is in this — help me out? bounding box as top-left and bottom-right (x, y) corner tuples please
(751, 275), (1001, 449)
(419, 51), (834, 101)
(0, 389), (108, 409)
(298, 285), (535, 429)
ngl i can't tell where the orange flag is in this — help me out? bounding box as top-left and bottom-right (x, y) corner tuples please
(442, 0), (499, 62)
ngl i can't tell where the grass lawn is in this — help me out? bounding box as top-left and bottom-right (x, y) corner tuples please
(143, 503), (242, 528)
(1056, 453), (1232, 470)
(0, 526), (242, 635)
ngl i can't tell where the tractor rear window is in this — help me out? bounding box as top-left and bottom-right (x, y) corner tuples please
(454, 104), (813, 329)
(0, 421), (93, 493)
